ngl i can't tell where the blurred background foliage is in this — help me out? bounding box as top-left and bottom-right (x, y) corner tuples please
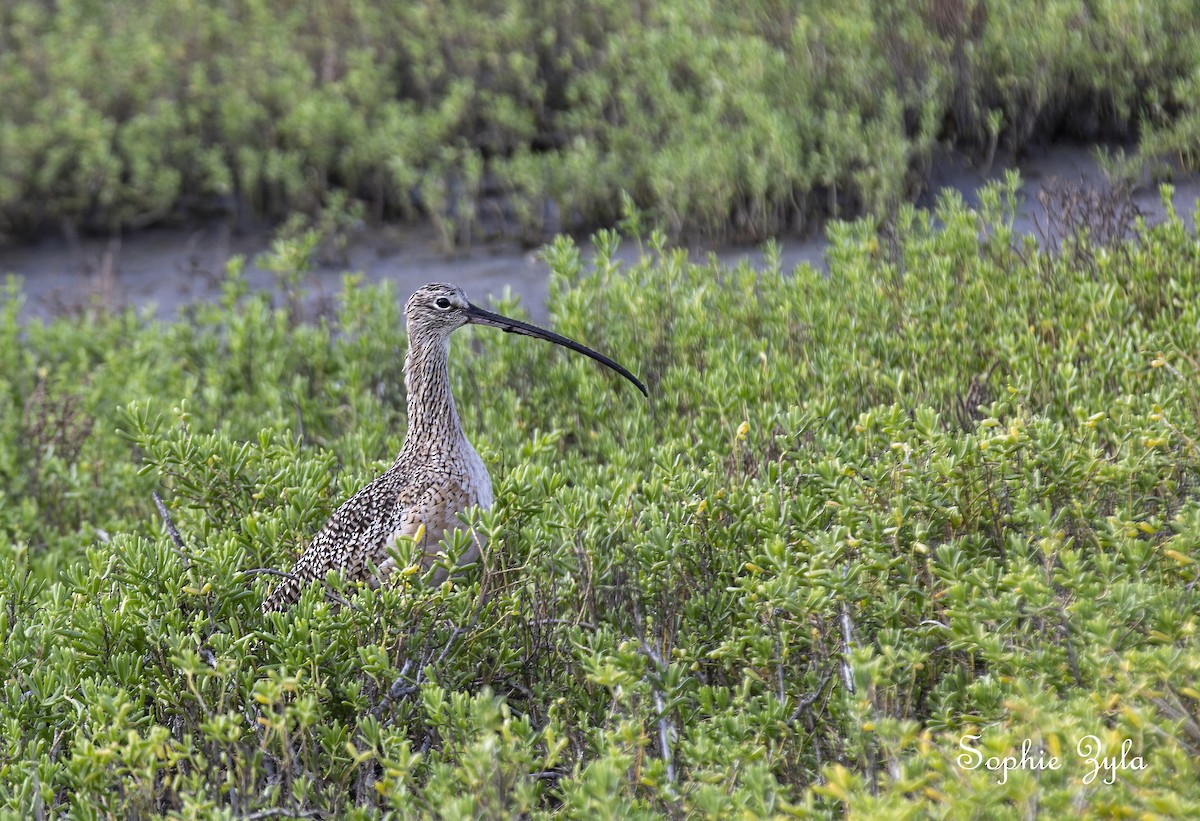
(1, 178), (1199, 815)
(1, 0), (1198, 245)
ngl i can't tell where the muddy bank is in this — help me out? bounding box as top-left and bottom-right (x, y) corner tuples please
(3, 144), (1198, 325)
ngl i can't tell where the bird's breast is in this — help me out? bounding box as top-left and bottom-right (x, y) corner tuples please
(459, 438), (494, 510)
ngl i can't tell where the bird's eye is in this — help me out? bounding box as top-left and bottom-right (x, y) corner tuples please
(435, 297), (452, 309)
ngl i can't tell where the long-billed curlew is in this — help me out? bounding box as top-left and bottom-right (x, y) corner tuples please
(262, 282), (646, 611)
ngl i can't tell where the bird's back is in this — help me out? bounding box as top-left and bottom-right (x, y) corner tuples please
(261, 468), (409, 611)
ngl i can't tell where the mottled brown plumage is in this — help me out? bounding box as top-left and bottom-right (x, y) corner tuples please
(262, 283), (646, 612)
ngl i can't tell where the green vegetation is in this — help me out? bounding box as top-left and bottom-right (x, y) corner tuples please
(1, 176), (1199, 816)
(2, 0), (1199, 245)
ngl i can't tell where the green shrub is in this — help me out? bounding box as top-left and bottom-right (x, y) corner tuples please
(1, 0), (1197, 243)
(1, 177), (1199, 815)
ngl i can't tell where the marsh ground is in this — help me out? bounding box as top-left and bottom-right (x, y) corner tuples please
(7, 143), (1198, 324)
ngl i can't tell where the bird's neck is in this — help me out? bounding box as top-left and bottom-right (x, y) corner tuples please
(402, 334), (465, 456)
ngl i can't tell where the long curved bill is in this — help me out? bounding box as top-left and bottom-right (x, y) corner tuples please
(465, 303), (648, 397)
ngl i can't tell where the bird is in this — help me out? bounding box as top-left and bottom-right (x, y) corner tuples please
(261, 282), (647, 612)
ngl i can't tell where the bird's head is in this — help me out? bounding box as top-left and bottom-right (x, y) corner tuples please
(405, 282), (473, 338)
(404, 282), (648, 397)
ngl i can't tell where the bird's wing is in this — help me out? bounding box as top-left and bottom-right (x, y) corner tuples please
(261, 469), (411, 612)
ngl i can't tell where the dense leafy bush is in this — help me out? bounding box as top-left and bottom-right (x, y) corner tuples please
(2, 178), (1200, 816)
(1, 0), (1198, 244)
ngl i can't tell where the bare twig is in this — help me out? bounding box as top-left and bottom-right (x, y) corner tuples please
(30, 770), (43, 821)
(839, 566), (856, 694)
(529, 617), (599, 632)
(242, 568), (300, 578)
(373, 660), (419, 719)
(243, 568), (357, 611)
(372, 621), (475, 721)
(789, 667), (836, 725)
(433, 625), (469, 668)
(237, 809), (324, 820)
(153, 490), (190, 568)
(652, 688), (675, 785)
(640, 640), (677, 786)
(628, 587), (679, 786)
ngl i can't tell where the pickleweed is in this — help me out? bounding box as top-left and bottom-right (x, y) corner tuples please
(1, 181), (1198, 815)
